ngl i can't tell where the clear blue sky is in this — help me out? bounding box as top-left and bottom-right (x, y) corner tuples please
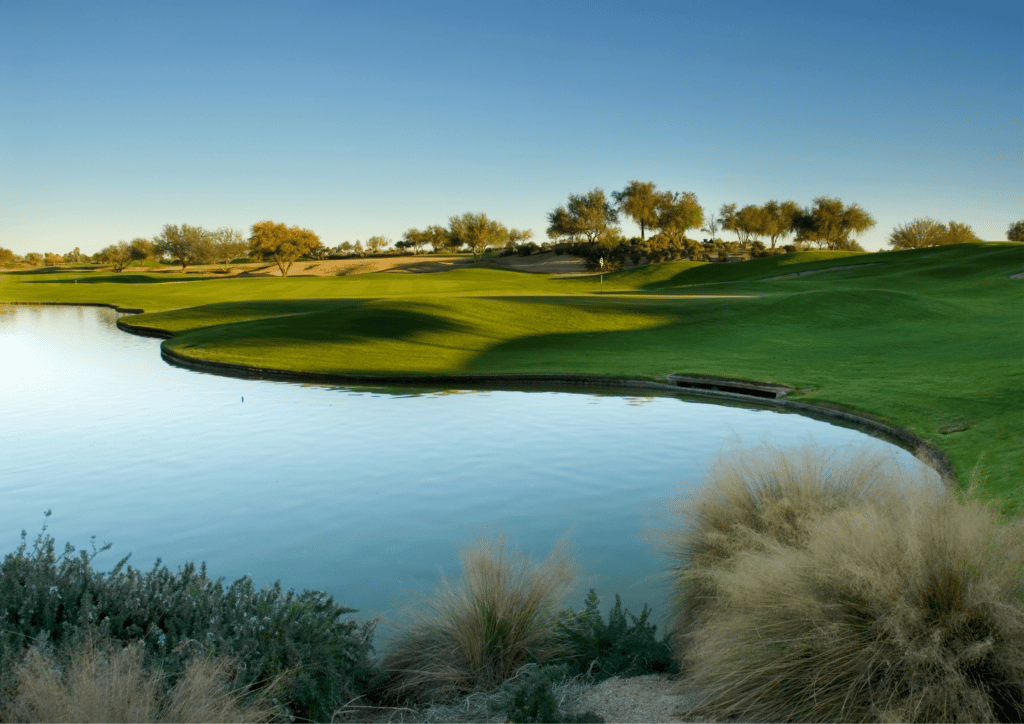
(2, 0), (1021, 256)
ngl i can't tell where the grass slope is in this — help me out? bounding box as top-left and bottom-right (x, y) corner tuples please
(3, 244), (1022, 514)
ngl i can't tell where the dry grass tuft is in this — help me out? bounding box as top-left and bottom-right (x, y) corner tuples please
(381, 537), (578, 704)
(2, 634), (280, 723)
(666, 443), (921, 664)
(671, 444), (1024, 722)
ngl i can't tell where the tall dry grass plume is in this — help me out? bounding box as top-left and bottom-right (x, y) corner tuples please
(666, 443), (919, 664)
(2, 633), (280, 723)
(381, 536), (579, 704)
(669, 444), (1023, 723)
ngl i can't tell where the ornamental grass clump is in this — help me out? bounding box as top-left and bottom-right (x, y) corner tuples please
(381, 537), (578, 704)
(666, 443), (916, 665)
(672, 445), (1024, 723)
(2, 632), (280, 722)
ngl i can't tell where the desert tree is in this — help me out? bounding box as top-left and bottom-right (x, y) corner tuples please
(794, 197), (875, 250)
(128, 238), (155, 266)
(402, 225), (454, 254)
(366, 235), (391, 255)
(420, 225), (453, 253)
(720, 204), (766, 246)
(888, 218), (978, 249)
(943, 221), (979, 245)
(24, 252), (42, 266)
(760, 200), (801, 249)
(655, 192), (704, 246)
(547, 188), (620, 244)
(448, 212), (510, 259)
(209, 228), (249, 272)
(43, 252), (64, 266)
(1008, 219), (1024, 242)
(613, 181), (672, 240)
(888, 218), (947, 249)
(248, 220), (322, 277)
(508, 228), (534, 252)
(155, 224), (215, 271)
(100, 241), (132, 272)
(701, 211), (720, 243)
(0, 247), (18, 264)
(401, 228), (429, 254)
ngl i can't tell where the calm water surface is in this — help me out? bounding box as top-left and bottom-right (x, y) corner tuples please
(1, 304), (936, 634)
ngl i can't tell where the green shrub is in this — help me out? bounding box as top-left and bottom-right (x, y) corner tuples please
(0, 512), (380, 722)
(556, 590), (676, 681)
(493, 664), (603, 723)
(500, 664), (562, 723)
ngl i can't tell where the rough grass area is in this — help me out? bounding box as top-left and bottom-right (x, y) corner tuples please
(669, 444), (1024, 723)
(380, 538), (579, 704)
(2, 633), (279, 723)
(3, 243), (1020, 514)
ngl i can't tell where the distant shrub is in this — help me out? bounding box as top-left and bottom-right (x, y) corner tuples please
(517, 242), (541, 257)
(0, 512), (380, 722)
(555, 589), (676, 681)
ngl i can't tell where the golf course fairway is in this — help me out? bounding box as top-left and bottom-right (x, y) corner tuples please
(3, 243), (1021, 516)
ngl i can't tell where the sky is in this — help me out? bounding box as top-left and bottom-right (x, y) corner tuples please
(1, 0), (1021, 256)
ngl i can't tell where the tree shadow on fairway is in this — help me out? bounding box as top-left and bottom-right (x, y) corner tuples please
(23, 274), (214, 285)
(135, 299), (366, 331)
(168, 300), (477, 346)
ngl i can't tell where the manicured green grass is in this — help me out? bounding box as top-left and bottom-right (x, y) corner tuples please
(3, 244), (1022, 514)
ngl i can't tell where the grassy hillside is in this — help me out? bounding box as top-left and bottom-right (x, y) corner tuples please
(3, 243), (1022, 515)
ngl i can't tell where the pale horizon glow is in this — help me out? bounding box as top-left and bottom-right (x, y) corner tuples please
(2, 0), (1021, 257)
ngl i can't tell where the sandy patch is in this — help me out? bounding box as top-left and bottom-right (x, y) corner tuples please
(475, 251), (590, 275)
(569, 674), (702, 722)
(1011, 271), (1024, 279)
(156, 253), (591, 278)
(236, 256), (477, 277)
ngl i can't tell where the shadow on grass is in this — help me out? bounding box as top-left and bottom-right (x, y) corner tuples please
(162, 299), (477, 345)
(22, 274), (215, 285)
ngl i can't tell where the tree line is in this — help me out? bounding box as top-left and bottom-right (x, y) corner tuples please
(3, 194), (1021, 274)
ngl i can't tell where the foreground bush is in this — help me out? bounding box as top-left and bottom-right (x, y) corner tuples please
(381, 537), (578, 703)
(671, 445), (1024, 723)
(555, 589), (676, 681)
(0, 514), (379, 722)
(3, 633), (278, 722)
(666, 444), (917, 665)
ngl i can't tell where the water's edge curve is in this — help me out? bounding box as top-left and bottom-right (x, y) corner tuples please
(3, 301), (958, 489)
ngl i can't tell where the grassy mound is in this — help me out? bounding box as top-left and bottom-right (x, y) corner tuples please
(670, 445), (1024, 723)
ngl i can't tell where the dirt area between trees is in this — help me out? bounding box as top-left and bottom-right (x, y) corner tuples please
(128, 252), (592, 278)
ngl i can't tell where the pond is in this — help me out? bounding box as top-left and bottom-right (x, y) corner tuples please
(0, 304), (938, 638)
